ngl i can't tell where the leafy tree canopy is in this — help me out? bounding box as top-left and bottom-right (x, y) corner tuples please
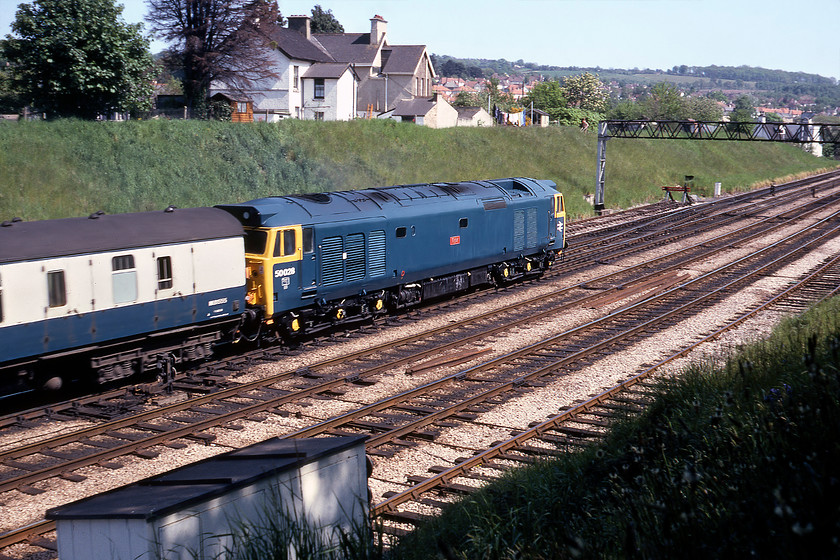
(643, 82), (684, 120)
(523, 80), (566, 112)
(2, 0), (156, 118)
(310, 5), (343, 33)
(561, 72), (608, 113)
(146, 0), (282, 113)
(731, 95), (755, 122)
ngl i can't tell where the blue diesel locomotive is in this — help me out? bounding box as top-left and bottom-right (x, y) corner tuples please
(0, 178), (565, 392)
(217, 177), (565, 338)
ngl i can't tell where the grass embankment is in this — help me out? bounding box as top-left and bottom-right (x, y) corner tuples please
(0, 118), (833, 221)
(392, 298), (840, 559)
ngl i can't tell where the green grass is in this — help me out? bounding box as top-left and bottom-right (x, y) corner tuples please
(0, 118), (833, 221)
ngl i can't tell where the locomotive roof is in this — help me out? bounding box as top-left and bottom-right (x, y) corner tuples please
(217, 177), (558, 228)
(0, 207), (243, 264)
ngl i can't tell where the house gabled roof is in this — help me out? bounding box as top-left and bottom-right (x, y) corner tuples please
(312, 33), (382, 65)
(381, 45), (430, 75)
(392, 97), (435, 117)
(266, 26), (334, 62)
(302, 63), (356, 79)
(455, 106), (485, 119)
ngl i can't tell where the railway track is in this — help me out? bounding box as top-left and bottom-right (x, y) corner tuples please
(371, 245), (840, 529)
(2, 171), (840, 556)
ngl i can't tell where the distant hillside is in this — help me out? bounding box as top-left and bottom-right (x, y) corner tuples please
(0, 118), (833, 222)
(432, 56), (840, 110)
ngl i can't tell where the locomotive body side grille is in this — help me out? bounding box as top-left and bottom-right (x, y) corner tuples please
(368, 230), (386, 277)
(321, 236), (344, 286)
(346, 233), (366, 282)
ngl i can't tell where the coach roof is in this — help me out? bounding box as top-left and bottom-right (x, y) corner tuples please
(0, 207), (243, 264)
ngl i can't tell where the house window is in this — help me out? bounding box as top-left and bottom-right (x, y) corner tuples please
(112, 254), (137, 304)
(314, 111), (325, 121)
(314, 78), (325, 99)
(295, 106), (301, 119)
(236, 102), (247, 114)
(48, 270), (66, 308)
(293, 66), (299, 91)
(157, 256), (173, 290)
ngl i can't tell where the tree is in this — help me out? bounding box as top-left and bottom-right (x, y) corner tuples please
(2, 0), (156, 118)
(643, 82), (683, 120)
(523, 80), (565, 112)
(146, 0), (282, 113)
(310, 5), (343, 33)
(452, 91), (484, 108)
(683, 96), (723, 121)
(731, 95), (755, 122)
(561, 72), (608, 112)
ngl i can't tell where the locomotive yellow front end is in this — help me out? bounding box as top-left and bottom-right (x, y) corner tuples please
(243, 225), (303, 330)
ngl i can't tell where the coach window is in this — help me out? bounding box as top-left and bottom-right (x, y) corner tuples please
(157, 256), (173, 290)
(273, 229), (296, 257)
(112, 255), (138, 304)
(0, 272), (3, 322)
(459, 218), (469, 228)
(47, 270), (66, 308)
(303, 228), (314, 253)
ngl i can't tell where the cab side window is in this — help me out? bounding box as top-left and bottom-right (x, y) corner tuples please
(273, 229), (296, 257)
(0, 272), (4, 322)
(48, 270), (66, 307)
(112, 255), (137, 304)
(303, 228), (314, 254)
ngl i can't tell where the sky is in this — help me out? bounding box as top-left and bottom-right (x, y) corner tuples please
(1, 0), (839, 81)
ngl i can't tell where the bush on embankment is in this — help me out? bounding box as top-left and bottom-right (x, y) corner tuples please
(0, 118), (834, 221)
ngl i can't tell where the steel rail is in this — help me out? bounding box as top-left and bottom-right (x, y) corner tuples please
(2, 188), (838, 470)
(4, 182), (840, 554)
(372, 246), (840, 518)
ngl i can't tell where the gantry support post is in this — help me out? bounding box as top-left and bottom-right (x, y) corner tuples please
(594, 121), (608, 214)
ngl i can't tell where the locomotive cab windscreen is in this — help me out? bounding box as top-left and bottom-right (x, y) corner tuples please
(242, 225), (303, 318)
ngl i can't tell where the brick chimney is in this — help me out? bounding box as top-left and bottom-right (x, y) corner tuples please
(370, 15), (387, 44)
(288, 15), (311, 40)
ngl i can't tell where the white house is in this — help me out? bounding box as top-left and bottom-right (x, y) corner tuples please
(210, 15), (436, 122)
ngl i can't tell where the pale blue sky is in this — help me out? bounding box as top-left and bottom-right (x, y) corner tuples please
(2, 0), (839, 80)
